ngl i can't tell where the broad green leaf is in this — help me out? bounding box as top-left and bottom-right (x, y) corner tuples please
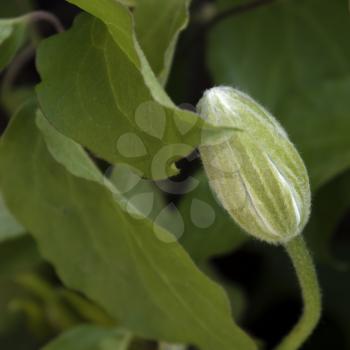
(110, 164), (167, 223)
(208, 0), (350, 189)
(42, 325), (131, 350)
(0, 103), (256, 350)
(0, 17), (27, 72)
(110, 166), (248, 262)
(37, 2), (232, 180)
(134, 0), (191, 85)
(0, 195), (25, 242)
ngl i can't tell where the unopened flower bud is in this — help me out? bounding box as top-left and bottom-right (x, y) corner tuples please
(198, 87), (311, 244)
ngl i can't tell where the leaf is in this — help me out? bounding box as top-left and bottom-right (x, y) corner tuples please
(110, 166), (248, 262)
(42, 325), (131, 350)
(1, 86), (35, 115)
(0, 236), (40, 279)
(208, 0), (350, 189)
(0, 103), (256, 350)
(0, 17), (27, 72)
(36, 1), (233, 180)
(305, 170), (350, 268)
(0, 195), (25, 243)
(281, 77), (350, 189)
(0, 0), (33, 17)
(109, 164), (168, 223)
(61, 290), (115, 327)
(134, 0), (191, 85)
(0, 236), (41, 334)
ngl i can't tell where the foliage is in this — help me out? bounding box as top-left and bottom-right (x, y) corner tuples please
(0, 0), (349, 349)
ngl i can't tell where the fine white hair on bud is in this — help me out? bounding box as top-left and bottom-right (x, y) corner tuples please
(198, 86), (311, 244)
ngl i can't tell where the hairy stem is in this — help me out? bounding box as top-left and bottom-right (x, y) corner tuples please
(275, 236), (322, 350)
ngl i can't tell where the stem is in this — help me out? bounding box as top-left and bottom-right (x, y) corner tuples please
(1, 11), (64, 104)
(1, 44), (35, 98)
(275, 236), (322, 350)
(23, 10), (65, 34)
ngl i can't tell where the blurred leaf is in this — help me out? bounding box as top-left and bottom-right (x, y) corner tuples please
(37, 1), (233, 180)
(42, 325), (131, 350)
(8, 297), (51, 339)
(110, 165), (248, 262)
(208, 0), (350, 189)
(305, 170), (350, 268)
(0, 236), (40, 279)
(0, 17), (28, 72)
(0, 236), (41, 337)
(0, 195), (25, 243)
(134, 0), (190, 85)
(0, 1), (34, 17)
(281, 77), (350, 190)
(1, 86), (35, 115)
(0, 103), (256, 350)
(15, 274), (80, 331)
(61, 290), (114, 327)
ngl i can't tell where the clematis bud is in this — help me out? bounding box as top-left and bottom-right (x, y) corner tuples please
(198, 87), (311, 244)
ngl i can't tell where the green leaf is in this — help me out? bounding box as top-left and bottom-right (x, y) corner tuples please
(1, 86), (35, 115)
(42, 325), (131, 350)
(305, 170), (350, 268)
(0, 17), (27, 72)
(36, 1), (232, 180)
(281, 77), (350, 189)
(0, 236), (41, 335)
(0, 103), (256, 350)
(110, 164), (168, 223)
(0, 195), (25, 243)
(134, 0), (191, 85)
(110, 166), (248, 262)
(0, 1), (33, 17)
(208, 0), (350, 189)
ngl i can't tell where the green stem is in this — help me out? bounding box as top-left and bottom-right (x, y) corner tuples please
(275, 236), (322, 350)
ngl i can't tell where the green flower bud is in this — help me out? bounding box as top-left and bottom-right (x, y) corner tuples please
(198, 87), (311, 244)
